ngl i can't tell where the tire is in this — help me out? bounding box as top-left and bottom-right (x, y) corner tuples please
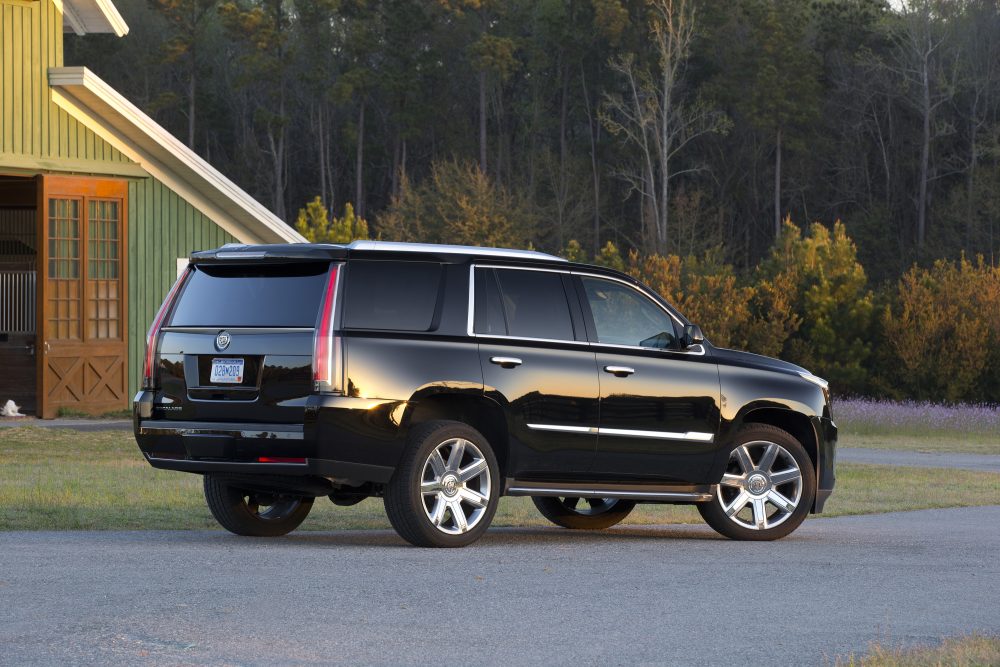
(384, 420), (500, 548)
(532, 496), (636, 530)
(698, 424), (816, 541)
(203, 474), (314, 537)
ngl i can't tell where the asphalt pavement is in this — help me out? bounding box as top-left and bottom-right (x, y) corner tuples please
(838, 447), (1000, 473)
(1, 505), (998, 666)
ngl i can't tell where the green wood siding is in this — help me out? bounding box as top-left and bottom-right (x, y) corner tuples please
(127, 178), (235, 396)
(0, 0), (130, 163)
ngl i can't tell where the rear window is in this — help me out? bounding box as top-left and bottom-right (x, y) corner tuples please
(343, 260), (442, 331)
(169, 262), (330, 327)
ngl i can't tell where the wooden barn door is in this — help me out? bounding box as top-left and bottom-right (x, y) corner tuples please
(37, 176), (128, 418)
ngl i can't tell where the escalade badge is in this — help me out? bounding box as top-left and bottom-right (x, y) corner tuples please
(215, 331), (232, 351)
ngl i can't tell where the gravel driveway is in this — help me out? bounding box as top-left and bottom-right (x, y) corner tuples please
(1, 505), (997, 666)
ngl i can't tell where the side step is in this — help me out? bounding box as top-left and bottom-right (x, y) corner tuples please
(504, 479), (713, 503)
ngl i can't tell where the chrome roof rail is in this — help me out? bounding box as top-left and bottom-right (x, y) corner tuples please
(347, 240), (567, 262)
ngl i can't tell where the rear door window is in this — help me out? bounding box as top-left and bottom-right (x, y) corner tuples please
(493, 268), (575, 341)
(169, 262), (330, 327)
(343, 260), (443, 331)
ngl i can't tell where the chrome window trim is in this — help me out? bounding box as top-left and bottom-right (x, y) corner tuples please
(526, 423), (715, 443)
(161, 326), (315, 333)
(467, 264), (707, 356)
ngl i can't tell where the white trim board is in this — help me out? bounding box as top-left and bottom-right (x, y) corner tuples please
(49, 67), (306, 245)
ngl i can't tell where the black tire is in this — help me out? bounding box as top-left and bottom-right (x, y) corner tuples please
(203, 474), (314, 537)
(698, 424), (816, 541)
(384, 420), (500, 548)
(532, 496), (636, 530)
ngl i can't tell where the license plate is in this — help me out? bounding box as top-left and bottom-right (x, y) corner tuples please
(210, 358), (244, 384)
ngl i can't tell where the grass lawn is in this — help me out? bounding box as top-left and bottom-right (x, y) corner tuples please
(1, 427), (998, 532)
(835, 398), (1000, 455)
(834, 634), (1000, 666)
(839, 432), (1000, 456)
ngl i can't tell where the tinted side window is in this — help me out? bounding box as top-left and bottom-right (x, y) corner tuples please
(344, 260), (442, 331)
(474, 268), (508, 335)
(581, 276), (676, 348)
(494, 268), (575, 341)
(169, 262), (329, 327)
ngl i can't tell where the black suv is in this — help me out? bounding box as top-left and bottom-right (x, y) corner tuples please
(134, 241), (836, 547)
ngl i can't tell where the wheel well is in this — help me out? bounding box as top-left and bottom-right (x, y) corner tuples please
(741, 408), (818, 474)
(406, 394), (510, 474)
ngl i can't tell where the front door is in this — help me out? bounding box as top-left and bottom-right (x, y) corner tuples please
(575, 274), (721, 482)
(37, 175), (128, 418)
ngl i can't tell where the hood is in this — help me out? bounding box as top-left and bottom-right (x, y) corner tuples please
(709, 346), (809, 377)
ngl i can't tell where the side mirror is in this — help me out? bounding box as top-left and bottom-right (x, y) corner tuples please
(682, 324), (705, 348)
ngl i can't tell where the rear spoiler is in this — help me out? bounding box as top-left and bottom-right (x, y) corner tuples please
(190, 243), (349, 264)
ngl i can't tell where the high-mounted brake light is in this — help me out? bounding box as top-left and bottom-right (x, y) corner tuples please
(313, 264), (342, 392)
(143, 267), (191, 389)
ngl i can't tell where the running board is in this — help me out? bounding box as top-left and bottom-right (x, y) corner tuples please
(504, 479), (714, 503)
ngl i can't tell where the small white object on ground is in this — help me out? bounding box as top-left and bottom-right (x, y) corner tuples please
(1, 400), (25, 417)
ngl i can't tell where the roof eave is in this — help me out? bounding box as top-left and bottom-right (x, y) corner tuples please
(49, 67), (305, 245)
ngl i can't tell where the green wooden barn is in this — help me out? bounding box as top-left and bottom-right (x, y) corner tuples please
(0, 0), (304, 417)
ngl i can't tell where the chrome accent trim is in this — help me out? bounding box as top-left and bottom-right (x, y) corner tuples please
(599, 427), (715, 442)
(527, 423), (596, 434)
(139, 426), (304, 440)
(467, 264), (707, 356)
(797, 371), (829, 389)
(603, 365), (635, 376)
(507, 486), (713, 502)
(490, 356), (523, 367)
(526, 423), (715, 442)
(348, 240), (566, 262)
(161, 326), (314, 333)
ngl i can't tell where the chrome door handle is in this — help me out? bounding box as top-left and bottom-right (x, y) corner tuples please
(490, 356), (522, 369)
(604, 365), (635, 377)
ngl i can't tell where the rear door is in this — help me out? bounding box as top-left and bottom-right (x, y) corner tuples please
(474, 266), (599, 476)
(153, 261), (332, 424)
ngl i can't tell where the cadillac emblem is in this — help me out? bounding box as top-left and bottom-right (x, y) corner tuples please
(215, 331), (232, 351)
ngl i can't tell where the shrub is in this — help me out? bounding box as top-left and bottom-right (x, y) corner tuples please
(881, 255), (1000, 402)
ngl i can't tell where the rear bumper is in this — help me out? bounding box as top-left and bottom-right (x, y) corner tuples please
(134, 391), (402, 484)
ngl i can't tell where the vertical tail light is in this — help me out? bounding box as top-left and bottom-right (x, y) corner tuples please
(313, 264), (343, 393)
(143, 267), (191, 389)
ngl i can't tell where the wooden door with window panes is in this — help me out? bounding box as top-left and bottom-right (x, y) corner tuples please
(37, 176), (128, 418)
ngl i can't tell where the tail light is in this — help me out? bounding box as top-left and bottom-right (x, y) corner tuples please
(143, 267), (191, 389)
(313, 264), (343, 393)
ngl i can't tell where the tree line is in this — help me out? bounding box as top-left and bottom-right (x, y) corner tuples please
(68, 0), (1000, 283)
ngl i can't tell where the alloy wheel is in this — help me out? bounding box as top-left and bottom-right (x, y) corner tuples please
(420, 437), (492, 535)
(715, 440), (803, 531)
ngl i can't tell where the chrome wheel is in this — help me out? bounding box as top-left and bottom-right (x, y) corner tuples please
(715, 440), (803, 531)
(420, 437), (492, 535)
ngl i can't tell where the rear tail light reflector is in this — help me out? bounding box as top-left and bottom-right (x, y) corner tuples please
(143, 267), (191, 389)
(313, 264), (343, 392)
(258, 457), (306, 464)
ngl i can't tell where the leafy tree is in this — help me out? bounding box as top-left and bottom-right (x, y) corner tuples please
(376, 160), (533, 248)
(294, 197), (370, 243)
(756, 220), (874, 393)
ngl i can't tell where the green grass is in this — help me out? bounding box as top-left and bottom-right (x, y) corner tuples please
(840, 432), (1000, 456)
(1, 427), (998, 532)
(833, 634), (1000, 666)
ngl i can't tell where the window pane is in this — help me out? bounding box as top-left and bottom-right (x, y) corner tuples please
(581, 277), (676, 348)
(344, 260), (442, 331)
(473, 268), (507, 335)
(494, 269), (574, 341)
(169, 262), (331, 327)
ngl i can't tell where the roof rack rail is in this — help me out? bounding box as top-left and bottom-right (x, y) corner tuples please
(346, 240), (566, 262)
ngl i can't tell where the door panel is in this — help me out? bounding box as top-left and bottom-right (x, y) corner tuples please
(593, 349), (721, 482)
(480, 342), (599, 476)
(38, 176), (128, 418)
